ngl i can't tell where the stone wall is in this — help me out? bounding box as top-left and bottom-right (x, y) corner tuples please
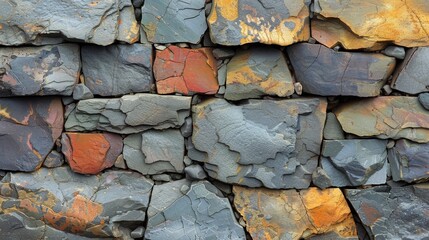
(0, 0), (428, 239)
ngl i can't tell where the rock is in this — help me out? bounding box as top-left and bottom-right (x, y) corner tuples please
(0, 0), (138, 45)
(418, 92), (429, 110)
(185, 164), (207, 180)
(0, 97), (63, 172)
(123, 129), (185, 175)
(391, 47), (429, 94)
(43, 150), (64, 168)
(65, 93), (191, 134)
(132, 0), (144, 8)
(62, 133), (123, 175)
(323, 112), (345, 140)
(191, 98), (327, 189)
(382, 46), (406, 59)
(62, 96), (74, 105)
(152, 174), (172, 182)
(145, 181), (245, 239)
(334, 96), (429, 143)
(73, 83), (94, 100)
(213, 48), (235, 60)
(286, 43), (396, 96)
(82, 44), (153, 96)
(233, 186), (357, 239)
(388, 139), (429, 183)
(114, 155), (127, 169)
(208, 0), (310, 46)
(0, 44), (80, 96)
(314, 0), (429, 48)
(345, 184), (429, 239)
(131, 226), (145, 238)
(312, 167), (332, 189)
(153, 46), (218, 95)
(0, 167), (153, 238)
(141, 0), (207, 44)
(180, 117), (193, 138)
(224, 47), (294, 101)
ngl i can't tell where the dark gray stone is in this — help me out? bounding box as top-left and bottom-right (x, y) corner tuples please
(323, 112), (345, 140)
(73, 83), (94, 100)
(382, 46), (406, 59)
(185, 164), (207, 180)
(418, 92), (429, 110)
(311, 167), (331, 189)
(131, 226), (145, 238)
(213, 48), (235, 60)
(180, 116), (193, 138)
(43, 150), (64, 168)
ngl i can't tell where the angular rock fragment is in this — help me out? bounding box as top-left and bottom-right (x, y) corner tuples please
(334, 96), (429, 143)
(233, 186), (357, 239)
(43, 150), (64, 168)
(208, 0), (310, 46)
(153, 46), (218, 95)
(0, 44), (80, 96)
(141, 0), (207, 44)
(0, 167), (153, 238)
(224, 47), (294, 101)
(418, 92), (429, 110)
(323, 112), (345, 140)
(65, 94), (191, 134)
(382, 46), (406, 59)
(62, 133), (123, 174)
(287, 43), (396, 96)
(0, 97), (63, 171)
(73, 83), (93, 100)
(191, 98), (327, 189)
(82, 44), (153, 96)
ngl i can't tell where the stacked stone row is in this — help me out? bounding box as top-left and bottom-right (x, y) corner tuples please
(0, 0), (428, 239)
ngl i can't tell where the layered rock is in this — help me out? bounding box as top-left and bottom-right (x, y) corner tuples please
(0, 97), (63, 171)
(190, 98), (327, 189)
(153, 46), (218, 95)
(287, 43), (395, 96)
(233, 186), (357, 239)
(208, 0), (310, 46)
(224, 47), (294, 101)
(0, 167), (153, 238)
(0, 44), (80, 96)
(65, 94), (191, 134)
(82, 44), (152, 96)
(334, 97), (429, 143)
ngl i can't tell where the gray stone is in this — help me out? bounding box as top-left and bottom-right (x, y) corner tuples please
(65, 94), (191, 134)
(0, 44), (80, 97)
(82, 44), (153, 96)
(180, 117), (193, 138)
(213, 48), (235, 60)
(64, 103), (76, 119)
(323, 112), (345, 140)
(183, 156), (193, 167)
(191, 98), (327, 189)
(185, 164), (207, 180)
(62, 96), (74, 105)
(152, 174), (172, 182)
(43, 150), (64, 168)
(418, 92), (429, 110)
(131, 226), (145, 238)
(382, 46), (406, 59)
(217, 63), (227, 86)
(141, 0), (207, 44)
(114, 154), (127, 169)
(311, 167), (331, 189)
(73, 83), (94, 100)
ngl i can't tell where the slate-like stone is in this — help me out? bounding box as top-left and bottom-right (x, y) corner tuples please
(191, 98), (327, 189)
(82, 44), (153, 96)
(287, 43), (396, 97)
(388, 139), (429, 183)
(233, 186), (357, 239)
(123, 129), (185, 175)
(334, 96), (429, 143)
(418, 92), (429, 110)
(0, 167), (153, 238)
(0, 97), (63, 172)
(141, 0), (207, 44)
(145, 181), (245, 240)
(382, 46), (406, 60)
(43, 150), (64, 168)
(224, 47), (294, 101)
(208, 0), (310, 46)
(185, 164), (207, 180)
(73, 83), (93, 100)
(153, 46), (218, 95)
(65, 94), (191, 134)
(345, 184), (429, 239)
(0, 44), (80, 97)
(323, 112), (345, 140)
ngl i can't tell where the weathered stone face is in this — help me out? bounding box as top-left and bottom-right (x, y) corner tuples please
(0, 44), (80, 97)
(334, 97), (429, 143)
(208, 0), (310, 46)
(0, 97), (63, 172)
(191, 98), (326, 189)
(233, 186), (357, 239)
(154, 46), (218, 95)
(82, 44), (153, 97)
(287, 43), (396, 96)
(224, 47), (294, 101)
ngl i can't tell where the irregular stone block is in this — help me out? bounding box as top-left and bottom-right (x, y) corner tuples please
(224, 47), (294, 101)
(65, 94), (191, 134)
(141, 0), (207, 44)
(418, 92), (429, 110)
(388, 139), (429, 183)
(323, 112), (345, 140)
(43, 150), (64, 168)
(62, 133), (123, 174)
(0, 97), (63, 171)
(123, 129), (184, 175)
(191, 98), (327, 189)
(382, 46), (406, 59)
(145, 180), (245, 240)
(153, 46), (218, 95)
(0, 167), (153, 238)
(345, 184), (429, 239)
(73, 83), (93, 100)
(287, 43), (396, 96)
(0, 44), (80, 96)
(208, 0), (310, 46)
(82, 44), (153, 96)
(334, 96), (429, 143)
(233, 186), (357, 239)
(314, 0), (429, 47)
